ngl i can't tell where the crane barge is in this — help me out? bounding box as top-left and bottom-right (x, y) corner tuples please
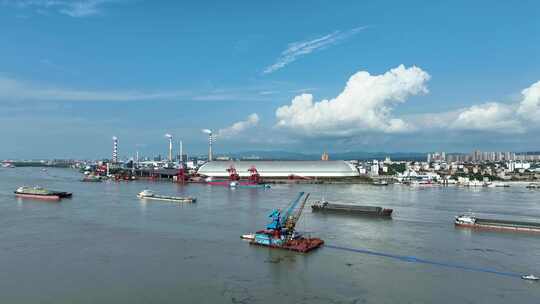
(246, 192), (324, 253)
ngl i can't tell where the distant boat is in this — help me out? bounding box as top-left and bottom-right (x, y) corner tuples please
(372, 180), (389, 186)
(522, 274), (539, 281)
(465, 180), (483, 187)
(526, 183), (540, 189)
(81, 175), (102, 182)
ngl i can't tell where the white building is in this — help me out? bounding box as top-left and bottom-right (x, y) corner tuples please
(197, 160), (359, 178)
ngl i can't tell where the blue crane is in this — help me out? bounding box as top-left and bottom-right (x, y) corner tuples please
(265, 192), (307, 233)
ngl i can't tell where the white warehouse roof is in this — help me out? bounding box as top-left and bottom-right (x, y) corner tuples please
(197, 160), (359, 178)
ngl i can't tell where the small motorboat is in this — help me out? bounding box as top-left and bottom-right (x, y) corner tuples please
(522, 274), (539, 281)
(372, 180), (389, 186)
(240, 234), (255, 240)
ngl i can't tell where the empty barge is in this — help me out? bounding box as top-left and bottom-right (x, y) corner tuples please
(455, 214), (540, 233)
(311, 201), (393, 217)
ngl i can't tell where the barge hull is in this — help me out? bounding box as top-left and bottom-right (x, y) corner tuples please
(15, 194), (60, 201)
(312, 204), (392, 217)
(456, 218), (540, 233)
(138, 196), (195, 203)
(249, 238), (324, 253)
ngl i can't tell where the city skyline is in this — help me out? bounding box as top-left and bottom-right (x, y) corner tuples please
(1, 1), (539, 158)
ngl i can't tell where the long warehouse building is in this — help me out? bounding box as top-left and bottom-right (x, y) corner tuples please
(197, 160), (359, 178)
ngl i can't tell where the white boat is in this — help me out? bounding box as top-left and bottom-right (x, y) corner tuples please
(240, 233), (255, 240)
(137, 190), (196, 203)
(526, 183), (540, 189)
(465, 180), (483, 187)
(521, 274), (539, 281)
(455, 213), (477, 225)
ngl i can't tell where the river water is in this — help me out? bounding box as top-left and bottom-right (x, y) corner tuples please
(0, 168), (539, 303)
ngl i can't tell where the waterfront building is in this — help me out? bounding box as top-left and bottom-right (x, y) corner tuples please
(197, 160), (360, 178)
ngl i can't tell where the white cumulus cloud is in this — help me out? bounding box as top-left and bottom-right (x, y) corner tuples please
(275, 65), (430, 136)
(450, 102), (525, 133)
(218, 113), (260, 138)
(263, 26), (367, 74)
(517, 80), (540, 123)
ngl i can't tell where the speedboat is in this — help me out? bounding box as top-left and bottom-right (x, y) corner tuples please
(521, 274), (539, 281)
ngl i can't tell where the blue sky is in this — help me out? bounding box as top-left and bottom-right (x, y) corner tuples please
(1, 0), (539, 159)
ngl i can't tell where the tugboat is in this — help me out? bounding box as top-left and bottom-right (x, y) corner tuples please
(246, 192), (324, 253)
(14, 186), (72, 201)
(137, 190), (196, 203)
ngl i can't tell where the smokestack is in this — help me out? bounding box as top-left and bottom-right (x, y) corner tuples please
(208, 133), (213, 161)
(165, 134), (173, 162)
(179, 140), (183, 163)
(202, 129), (213, 161)
(112, 136), (118, 163)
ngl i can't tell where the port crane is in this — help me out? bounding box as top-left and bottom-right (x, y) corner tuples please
(251, 191), (323, 253)
(247, 166), (262, 184)
(226, 166), (240, 181)
(266, 191), (310, 237)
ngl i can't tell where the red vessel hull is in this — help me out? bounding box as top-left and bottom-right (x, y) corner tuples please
(250, 238), (324, 253)
(207, 181), (259, 186)
(15, 194), (61, 201)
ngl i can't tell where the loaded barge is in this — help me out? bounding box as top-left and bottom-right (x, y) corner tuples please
(15, 186), (72, 201)
(455, 213), (540, 233)
(311, 201), (393, 217)
(246, 192), (324, 253)
(137, 190), (196, 203)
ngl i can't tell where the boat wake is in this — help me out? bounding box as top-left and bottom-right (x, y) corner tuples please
(326, 244), (534, 280)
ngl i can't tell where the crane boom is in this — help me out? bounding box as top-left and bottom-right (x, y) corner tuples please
(281, 192), (304, 224)
(284, 193), (310, 233)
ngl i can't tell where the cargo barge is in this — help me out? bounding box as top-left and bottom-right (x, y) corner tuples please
(246, 192), (324, 253)
(455, 213), (540, 233)
(14, 186), (72, 201)
(311, 201), (393, 217)
(137, 190), (196, 203)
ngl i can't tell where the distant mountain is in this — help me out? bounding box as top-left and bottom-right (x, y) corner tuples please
(224, 150), (427, 161)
